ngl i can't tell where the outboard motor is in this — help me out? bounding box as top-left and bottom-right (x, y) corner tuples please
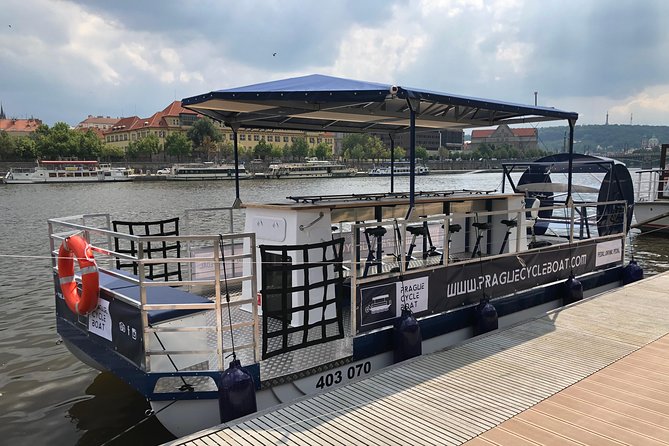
(563, 274), (583, 305)
(474, 298), (498, 336)
(393, 307), (422, 363)
(622, 259), (644, 285)
(217, 359), (257, 423)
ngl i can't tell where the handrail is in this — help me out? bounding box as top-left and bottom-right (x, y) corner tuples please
(49, 212), (260, 374)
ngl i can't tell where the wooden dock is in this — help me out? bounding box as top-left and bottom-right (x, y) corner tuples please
(169, 272), (669, 445)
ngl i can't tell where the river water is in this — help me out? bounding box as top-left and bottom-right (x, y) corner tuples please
(1, 172), (669, 445)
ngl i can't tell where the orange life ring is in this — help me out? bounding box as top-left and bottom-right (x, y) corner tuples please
(58, 235), (100, 315)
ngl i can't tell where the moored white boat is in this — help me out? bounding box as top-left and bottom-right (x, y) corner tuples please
(48, 74), (636, 438)
(165, 162), (250, 180)
(3, 160), (131, 183)
(633, 144), (669, 233)
(265, 158), (356, 179)
(368, 162), (429, 176)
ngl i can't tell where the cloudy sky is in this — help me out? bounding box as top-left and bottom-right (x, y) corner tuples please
(2, 0), (669, 127)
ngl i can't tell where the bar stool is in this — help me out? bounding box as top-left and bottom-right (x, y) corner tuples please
(471, 222), (491, 258)
(440, 223), (462, 264)
(498, 219), (517, 254)
(405, 224), (439, 269)
(363, 226), (386, 277)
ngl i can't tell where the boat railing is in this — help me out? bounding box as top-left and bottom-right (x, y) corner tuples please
(48, 213), (259, 376)
(635, 168), (668, 202)
(184, 206), (246, 281)
(350, 199), (628, 281)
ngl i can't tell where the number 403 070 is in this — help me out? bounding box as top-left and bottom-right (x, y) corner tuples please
(316, 361), (372, 389)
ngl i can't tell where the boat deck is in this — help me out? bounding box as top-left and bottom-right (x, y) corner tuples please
(168, 271), (669, 446)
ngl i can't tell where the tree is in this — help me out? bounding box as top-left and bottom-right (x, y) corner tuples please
(127, 134), (161, 160)
(14, 137), (36, 160)
(282, 144), (292, 161)
(99, 144), (126, 161)
(270, 144), (283, 160)
(164, 132), (192, 161)
(76, 129), (103, 159)
(219, 141), (234, 161)
(415, 146), (429, 161)
(393, 146), (406, 160)
(34, 122), (80, 159)
(313, 142), (331, 160)
(187, 119), (221, 158)
(0, 131), (16, 160)
(342, 134), (369, 157)
(290, 137), (309, 160)
(349, 145), (364, 161)
(253, 139), (272, 160)
(368, 136), (386, 161)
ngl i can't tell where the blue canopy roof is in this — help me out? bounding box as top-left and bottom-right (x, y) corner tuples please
(182, 74), (578, 133)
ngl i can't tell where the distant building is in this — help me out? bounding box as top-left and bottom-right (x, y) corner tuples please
(104, 101), (335, 155)
(470, 124), (538, 152)
(371, 130), (464, 157)
(76, 115), (119, 131)
(0, 104), (43, 137)
(0, 117), (42, 137)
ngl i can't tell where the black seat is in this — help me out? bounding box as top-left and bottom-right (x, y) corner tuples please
(440, 224), (462, 264)
(406, 225), (428, 237)
(363, 226), (387, 276)
(405, 223), (440, 270)
(471, 221), (491, 258)
(498, 219), (518, 254)
(472, 222), (492, 231)
(448, 224), (462, 233)
(112, 217), (183, 282)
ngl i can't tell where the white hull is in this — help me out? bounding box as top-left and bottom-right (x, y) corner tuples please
(166, 174), (250, 181)
(3, 176), (131, 184)
(4, 162), (131, 183)
(368, 165), (429, 176)
(267, 171), (357, 179)
(634, 201), (669, 232)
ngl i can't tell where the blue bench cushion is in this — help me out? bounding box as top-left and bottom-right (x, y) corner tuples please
(98, 270), (211, 324)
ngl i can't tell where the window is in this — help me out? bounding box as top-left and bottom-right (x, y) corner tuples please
(284, 136), (289, 143)
(240, 134), (246, 140)
(267, 136), (273, 142)
(309, 138), (315, 143)
(317, 138), (322, 143)
(254, 135), (260, 141)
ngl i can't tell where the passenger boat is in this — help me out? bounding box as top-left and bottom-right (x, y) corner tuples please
(165, 162), (250, 180)
(3, 160), (131, 183)
(368, 162), (429, 176)
(48, 74), (635, 438)
(265, 158), (357, 179)
(632, 144), (669, 233)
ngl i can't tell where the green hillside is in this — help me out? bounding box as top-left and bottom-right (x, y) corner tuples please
(537, 124), (669, 153)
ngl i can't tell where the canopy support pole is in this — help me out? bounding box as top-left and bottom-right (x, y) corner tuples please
(567, 119), (576, 203)
(229, 123), (242, 208)
(389, 134), (395, 194)
(406, 99), (417, 220)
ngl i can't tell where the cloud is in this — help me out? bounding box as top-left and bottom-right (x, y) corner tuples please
(2, 0), (669, 127)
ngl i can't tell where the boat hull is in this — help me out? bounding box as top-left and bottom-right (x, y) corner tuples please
(57, 265), (622, 437)
(634, 201), (669, 233)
